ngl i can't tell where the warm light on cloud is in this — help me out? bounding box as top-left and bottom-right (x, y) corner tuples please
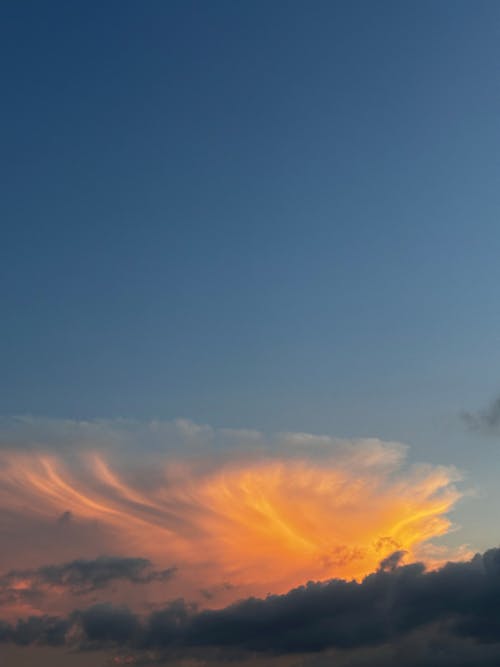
(0, 420), (467, 618)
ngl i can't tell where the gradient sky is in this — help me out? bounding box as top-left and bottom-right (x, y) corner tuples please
(1, 2), (500, 665)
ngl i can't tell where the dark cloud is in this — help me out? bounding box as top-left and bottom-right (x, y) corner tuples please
(302, 630), (500, 667)
(79, 604), (142, 645)
(0, 556), (175, 605)
(35, 557), (175, 592)
(379, 550), (406, 572)
(199, 582), (235, 601)
(0, 615), (70, 646)
(3, 549), (500, 666)
(57, 510), (74, 526)
(462, 396), (500, 434)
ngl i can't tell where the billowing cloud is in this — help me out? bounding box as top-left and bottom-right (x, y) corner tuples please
(3, 548), (500, 667)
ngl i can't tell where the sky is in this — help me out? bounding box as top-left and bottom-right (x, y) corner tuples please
(1, 1), (500, 665)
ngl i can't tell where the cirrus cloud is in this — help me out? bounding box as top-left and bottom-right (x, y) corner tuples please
(0, 418), (468, 618)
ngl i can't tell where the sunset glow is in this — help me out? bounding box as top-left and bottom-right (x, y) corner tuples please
(0, 439), (465, 617)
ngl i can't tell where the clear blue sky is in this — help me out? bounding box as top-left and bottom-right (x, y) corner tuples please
(1, 1), (499, 511)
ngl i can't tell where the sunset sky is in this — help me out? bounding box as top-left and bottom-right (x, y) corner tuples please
(1, 1), (500, 666)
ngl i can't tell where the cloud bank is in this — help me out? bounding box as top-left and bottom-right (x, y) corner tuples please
(3, 548), (500, 666)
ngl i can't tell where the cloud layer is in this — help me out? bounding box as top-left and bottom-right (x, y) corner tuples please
(4, 548), (500, 667)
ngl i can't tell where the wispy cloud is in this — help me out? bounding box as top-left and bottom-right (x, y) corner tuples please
(0, 418), (467, 619)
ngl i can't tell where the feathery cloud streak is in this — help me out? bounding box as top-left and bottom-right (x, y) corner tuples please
(0, 418), (466, 619)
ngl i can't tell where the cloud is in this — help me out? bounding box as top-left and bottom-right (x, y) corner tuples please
(301, 631), (500, 667)
(0, 417), (469, 620)
(0, 614), (70, 646)
(461, 395), (500, 434)
(4, 548), (500, 667)
(0, 416), (407, 461)
(0, 557), (175, 608)
(180, 547), (500, 654)
(378, 549), (407, 572)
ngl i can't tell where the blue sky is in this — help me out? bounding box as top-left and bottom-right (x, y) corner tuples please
(1, 1), (500, 548)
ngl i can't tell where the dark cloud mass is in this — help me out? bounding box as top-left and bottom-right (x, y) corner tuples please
(0, 556), (175, 605)
(462, 395), (500, 434)
(4, 549), (500, 665)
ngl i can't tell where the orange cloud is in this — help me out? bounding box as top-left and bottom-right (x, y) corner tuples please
(0, 425), (467, 617)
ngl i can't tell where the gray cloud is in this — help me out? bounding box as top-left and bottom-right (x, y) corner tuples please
(4, 548), (500, 666)
(0, 615), (70, 646)
(302, 631), (500, 667)
(378, 549), (406, 572)
(0, 416), (408, 468)
(462, 396), (500, 434)
(0, 556), (175, 605)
